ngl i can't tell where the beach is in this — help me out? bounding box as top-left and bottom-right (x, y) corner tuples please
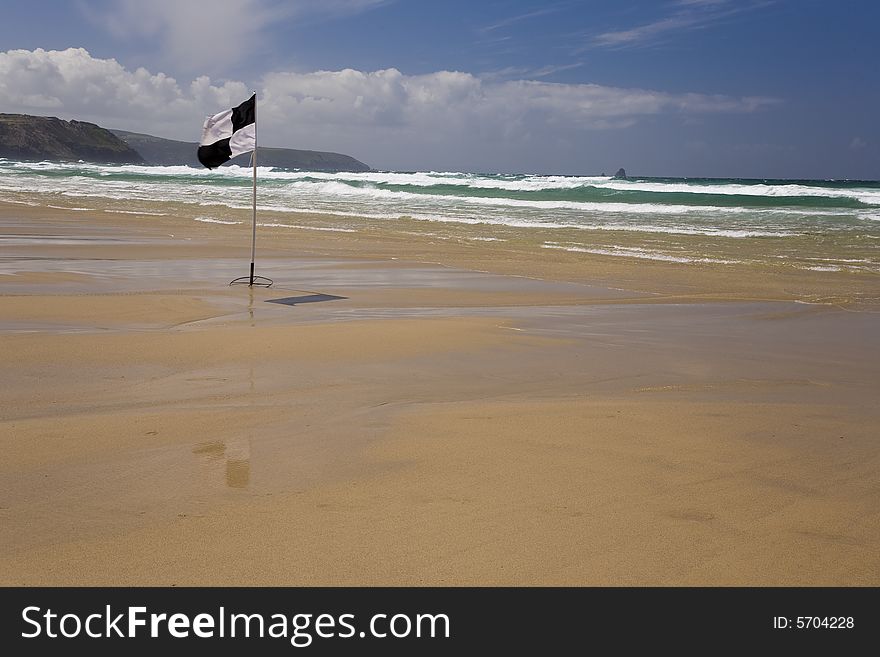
(1, 193), (878, 586)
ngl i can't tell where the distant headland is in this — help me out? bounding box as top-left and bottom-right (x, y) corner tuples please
(0, 113), (370, 172)
(112, 129), (370, 172)
(0, 113), (143, 164)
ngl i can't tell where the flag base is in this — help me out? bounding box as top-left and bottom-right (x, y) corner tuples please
(230, 261), (273, 287)
(229, 275), (273, 288)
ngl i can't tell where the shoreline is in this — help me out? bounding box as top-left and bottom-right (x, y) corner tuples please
(3, 199), (879, 308)
(1, 202), (879, 585)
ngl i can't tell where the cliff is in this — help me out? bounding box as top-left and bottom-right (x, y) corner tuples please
(0, 113), (370, 171)
(0, 114), (144, 164)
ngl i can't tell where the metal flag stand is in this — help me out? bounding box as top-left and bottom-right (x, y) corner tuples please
(230, 91), (273, 288)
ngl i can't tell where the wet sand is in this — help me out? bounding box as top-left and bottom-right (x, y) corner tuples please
(1, 203), (878, 585)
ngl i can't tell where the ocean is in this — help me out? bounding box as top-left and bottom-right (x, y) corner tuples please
(1, 159), (878, 273)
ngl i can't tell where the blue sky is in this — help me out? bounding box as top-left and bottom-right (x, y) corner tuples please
(0, 0), (877, 177)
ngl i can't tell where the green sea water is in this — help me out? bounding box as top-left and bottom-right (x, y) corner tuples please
(1, 159), (878, 273)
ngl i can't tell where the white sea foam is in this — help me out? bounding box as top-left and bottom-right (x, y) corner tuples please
(803, 262), (878, 272)
(540, 243), (737, 264)
(273, 173), (870, 205)
(2, 161), (879, 266)
(277, 180), (822, 220)
(401, 214), (792, 237)
(5, 159), (878, 204)
(564, 180), (880, 204)
(91, 165), (880, 203)
(0, 199), (40, 206)
(803, 257), (871, 264)
(257, 223), (357, 232)
(190, 202), (791, 237)
(269, 170), (610, 191)
(105, 209), (169, 216)
(1, 163), (870, 230)
(194, 216), (242, 225)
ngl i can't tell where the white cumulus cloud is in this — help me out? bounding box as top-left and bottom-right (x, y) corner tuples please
(0, 47), (779, 170)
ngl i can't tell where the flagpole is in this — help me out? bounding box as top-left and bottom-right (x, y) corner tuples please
(229, 91), (272, 288)
(250, 91), (257, 287)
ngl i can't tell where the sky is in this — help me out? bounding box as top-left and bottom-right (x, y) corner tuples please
(0, 0), (877, 178)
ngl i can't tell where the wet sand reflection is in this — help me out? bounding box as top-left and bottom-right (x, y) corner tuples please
(192, 438), (251, 489)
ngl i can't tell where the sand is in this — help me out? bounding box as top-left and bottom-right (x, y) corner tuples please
(1, 202), (878, 585)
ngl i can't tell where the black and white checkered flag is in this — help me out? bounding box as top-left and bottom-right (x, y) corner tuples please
(197, 94), (256, 169)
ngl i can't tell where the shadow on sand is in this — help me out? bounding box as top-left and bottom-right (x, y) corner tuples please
(265, 293), (347, 307)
